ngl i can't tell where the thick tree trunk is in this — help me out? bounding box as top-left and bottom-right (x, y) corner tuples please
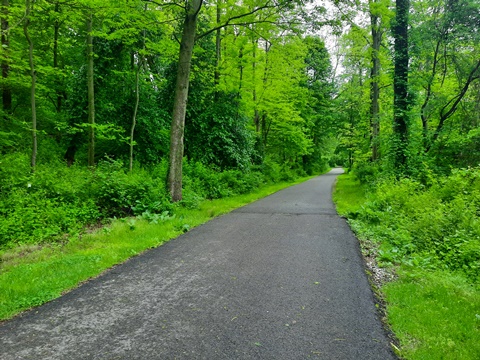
(392, 0), (409, 169)
(168, 0), (202, 201)
(1, 0), (11, 119)
(24, 0), (36, 170)
(369, 6), (382, 162)
(86, 13), (95, 167)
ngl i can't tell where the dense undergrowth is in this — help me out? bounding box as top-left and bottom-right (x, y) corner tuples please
(349, 167), (480, 282)
(334, 168), (480, 359)
(0, 153), (302, 249)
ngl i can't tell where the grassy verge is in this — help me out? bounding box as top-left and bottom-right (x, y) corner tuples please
(333, 173), (480, 359)
(0, 176), (313, 321)
(384, 270), (480, 359)
(332, 173), (367, 216)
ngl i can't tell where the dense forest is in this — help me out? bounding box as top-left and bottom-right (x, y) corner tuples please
(0, 0), (338, 246)
(1, 0), (479, 258)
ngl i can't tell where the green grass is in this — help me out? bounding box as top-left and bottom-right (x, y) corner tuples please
(384, 270), (480, 360)
(333, 173), (480, 359)
(332, 172), (367, 216)
(0, 176), (313, 321)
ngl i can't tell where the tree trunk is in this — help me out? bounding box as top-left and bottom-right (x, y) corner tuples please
(392, 0), (409, 169)
(1, 0), (11, 119)
(24, 0), (36, 170)
(420, 39), (441, 148)
(130, 56), (140, 172)
(86, 12), (95, 167)
(53, 1), (63, 113)
(214, 0), (221, 87)
(369, 4), (382, 162)
(168, 0), (202, 201)
(252, 37), (259, 132)
(261, 40), (270, 146)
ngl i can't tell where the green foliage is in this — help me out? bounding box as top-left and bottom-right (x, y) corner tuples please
(334, 173), (480, 359)
(0, 155), (172, 248)
(185, 90), (255, 170)
(346, 168), (480, 282)
(182, 160), (265, 201)
(0, 152), (312, 249)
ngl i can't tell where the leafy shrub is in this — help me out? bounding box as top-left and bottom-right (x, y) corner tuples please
(0, 156), (172, 248)
(353, 162), (379, 184)
(352, 167), (480, 282)
(0, 153), (301, 249)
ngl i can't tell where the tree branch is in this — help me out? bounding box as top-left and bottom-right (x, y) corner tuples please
(427, 58), (480, 151)
(196, 1), (275, 40)
(141, 0), (186, 10)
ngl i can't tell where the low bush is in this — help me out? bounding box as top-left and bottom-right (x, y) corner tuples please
(349, 167), (480, 282)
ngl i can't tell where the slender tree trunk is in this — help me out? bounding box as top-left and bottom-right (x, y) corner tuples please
(369, 4), (382, 161)
(214, 0), (221, 87)
(53, 2), (63, 113)
(392, 0), (409, 169)
(1, 0), (11, 119)
(420, 39), (441, 148)
(261, 40), (270, 146)
(86, 12), (95, 167)
(24, 0), (36, 170)
(130, 7), (147, 172)
(168, 0), (202, 201)
(252, 37), (259, 132)
(235, 44), (243, 121)
(130, 56), (140, 172)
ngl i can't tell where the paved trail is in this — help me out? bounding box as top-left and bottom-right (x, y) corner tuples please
(0, 168), (396, 359)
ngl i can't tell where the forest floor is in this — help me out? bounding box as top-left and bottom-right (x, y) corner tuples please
(0, 169), (396, 359)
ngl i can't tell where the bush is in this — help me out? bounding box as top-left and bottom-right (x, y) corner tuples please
(353, 162), (379, 184)
(352, 168), (480, 282)
(0, 156), (172, 248)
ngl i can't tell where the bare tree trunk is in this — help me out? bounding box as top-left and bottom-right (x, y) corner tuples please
(428, 59), (480, 151)
(129, 4), (148, 172)
(86, 12), (95, 167)
(24, 0), (36, 170)
(168, 0), (203, 201)
(1, 0), (11, 119)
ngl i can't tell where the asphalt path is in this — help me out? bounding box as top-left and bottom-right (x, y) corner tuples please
(0, 168), (396, 359)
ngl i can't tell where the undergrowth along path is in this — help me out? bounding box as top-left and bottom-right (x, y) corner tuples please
(0, 168), (396, 359)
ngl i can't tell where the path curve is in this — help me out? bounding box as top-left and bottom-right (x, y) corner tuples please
(0, 168), (396, 359)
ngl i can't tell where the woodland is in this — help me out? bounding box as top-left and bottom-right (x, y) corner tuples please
(1, 0), (477, 246)
(0, 0), (480, 356)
